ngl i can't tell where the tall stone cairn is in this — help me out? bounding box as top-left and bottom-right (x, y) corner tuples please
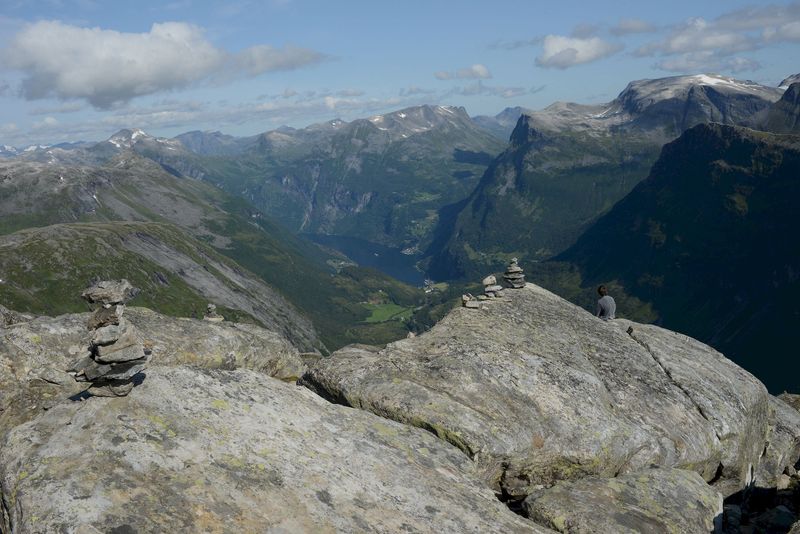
(67, 280), (149, 397)
(503, 258), (526, 289)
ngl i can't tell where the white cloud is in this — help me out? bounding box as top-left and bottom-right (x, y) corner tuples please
(31, 115), (58, 130)
(610, 18), (656, 36)
(536, 35), (622, 69)
(1, 20), (325, 109)
(236, 44), (325, 76)
(435, 64), (492, 80)
(638, 3), (800, 73)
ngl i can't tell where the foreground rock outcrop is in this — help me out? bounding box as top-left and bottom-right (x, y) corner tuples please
(302, 284), (771, 500)
(0, 306), (304, 434)
(3, 281), (798, 532)
(0, 366), (544, 534)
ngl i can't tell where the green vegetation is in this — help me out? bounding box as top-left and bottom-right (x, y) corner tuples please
(363, 303), (415, 323)
(0, 222), (257, 323)
(556, 125), (800, 392)
(427, 128), (663, 281)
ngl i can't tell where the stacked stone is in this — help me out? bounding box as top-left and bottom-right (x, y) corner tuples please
(480, 275), (504, 300)
(503, 258), (526, 289)
(461, 294), (480, 309)
(203, 303), (224, 322)
(68, 280), (149, 397)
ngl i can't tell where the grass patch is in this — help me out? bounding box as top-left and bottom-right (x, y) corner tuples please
(363, 303), (415, 323)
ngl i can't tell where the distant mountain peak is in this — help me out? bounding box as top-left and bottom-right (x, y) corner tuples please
(779, 73), (800, 89)
(107, 128), (150, 148)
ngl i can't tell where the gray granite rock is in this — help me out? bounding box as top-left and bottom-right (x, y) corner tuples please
(302, 284), (769, 498)
(754, 396), (800, 488)
(94, 327), (139, 358)
(0, 307), (306, 435)
(81, 279), (137, 305)
(523, 468), (722, 534)
(94, 343), (146, 364)
(779, 393), (800, 413)
(87, 304), (124, 330)
(0, 366), (547, 534)
(91, 319), (133, 346)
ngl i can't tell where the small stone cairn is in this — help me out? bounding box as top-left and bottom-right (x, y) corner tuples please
(480, 274), (504, 300)
(67, 280), (149, 397)
(502, 258), (526, 289)
(203, 303), (224, 322)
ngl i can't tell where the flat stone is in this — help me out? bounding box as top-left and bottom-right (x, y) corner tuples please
(87, 305), (124, 330)
(88, 381), (135, 397)
(91, 319), (133, 346)
(485, 285), (504, 292)
(464, 301), (480, 309)
(81, 279), (137, 305)
(83, 360), (114, 381)
(95, 343), (146, 364)
(102, 359), (148, 381)
(95, 326), (139, 358)
(524, 468), (722, 534)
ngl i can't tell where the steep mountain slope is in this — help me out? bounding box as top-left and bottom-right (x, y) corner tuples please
(556, 124), (800, 393)
(764, 82), (800, 134)
(427, 74), (784, 280)
(0, 155), (425, 350)
(0, 222), (321, 350)
(197, 105), (506, 250)
(472, 106), (532, 139)
(174, 130), (255, 156)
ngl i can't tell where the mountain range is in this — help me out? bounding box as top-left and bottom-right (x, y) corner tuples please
(1, 73), (798, 392)
(426, 74), (786, 280)
(0, 153), (428, 352)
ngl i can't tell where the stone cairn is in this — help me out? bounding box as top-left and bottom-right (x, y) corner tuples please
(480, 274), (504, 299)
(67, 280), (149, 397)
(203, 303), (224, 322)
(502, 258), (526, 289)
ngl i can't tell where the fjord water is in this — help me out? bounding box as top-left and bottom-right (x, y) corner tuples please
(308, 234), (426, 286)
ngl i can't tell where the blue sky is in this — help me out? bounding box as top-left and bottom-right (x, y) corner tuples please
(0, 0), (798, 145)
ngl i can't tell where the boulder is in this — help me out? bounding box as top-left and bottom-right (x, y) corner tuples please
(523, 468), (722, 534)
(754, 396), (800, 488)
(80, 279), (137, 305)
(301, 284), (769, 498)
(779, 393), (800, 414)
(0, 307), (305, 436)
(0, 366), (546, 534)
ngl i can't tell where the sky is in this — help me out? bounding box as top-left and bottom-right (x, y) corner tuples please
(0, 0), (798, 146)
